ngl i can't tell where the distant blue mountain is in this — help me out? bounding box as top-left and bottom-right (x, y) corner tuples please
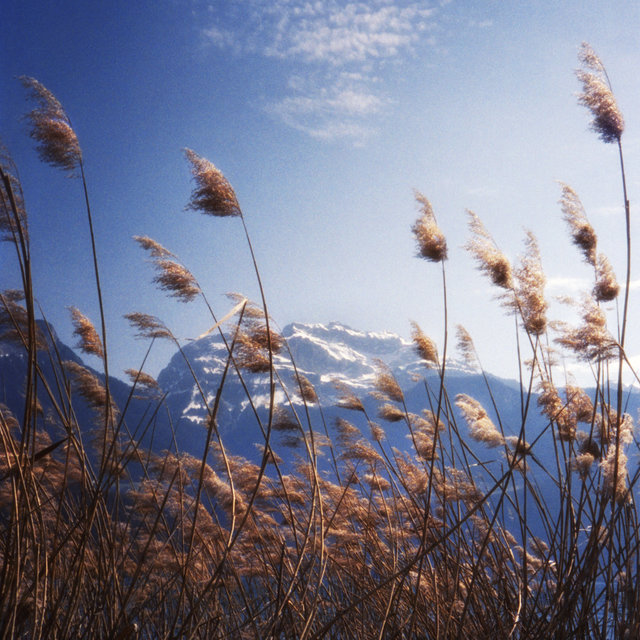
(6, 319), (638, 523)
(154, 321), (538, 463)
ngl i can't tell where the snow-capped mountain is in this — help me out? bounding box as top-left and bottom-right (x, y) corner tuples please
(3, 319), (598, 477)
(153, 321), (512, 458)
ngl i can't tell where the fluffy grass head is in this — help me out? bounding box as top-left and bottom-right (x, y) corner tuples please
(576, 43), (624, 143)
(411, 191), (447, 262)
(21, 76), (82, 174)
(184, 148), (242, 218)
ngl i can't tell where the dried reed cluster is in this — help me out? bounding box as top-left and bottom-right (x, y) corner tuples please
(1, 44), (639, 639)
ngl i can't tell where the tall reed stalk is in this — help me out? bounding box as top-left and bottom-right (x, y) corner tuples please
(0, 44), (638, 639)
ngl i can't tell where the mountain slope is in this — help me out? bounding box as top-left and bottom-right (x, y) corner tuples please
(155, 321), (529, 461)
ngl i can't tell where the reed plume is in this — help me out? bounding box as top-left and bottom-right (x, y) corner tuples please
(124, 312), (173, 340)
(69, 306), (104, 359)
(20, 76), (82, 174)
(465, 210), (513, 289)
(455, 394), (504, 448)
(410, 321), (439, 367)
(593, 253), (619, 302)
(184, 148), (241, 218)
(576, 43), (624, 143)
(152, 259), (200, 302)
(411, 191), (447, 262)
(555, 297), (617, 361)
(133, 235), (174, 258)
(124, 368), (159, 390)
(559, 183), (597, 266)
(513, 231), (547, 335)
(455, 325), (477, 368)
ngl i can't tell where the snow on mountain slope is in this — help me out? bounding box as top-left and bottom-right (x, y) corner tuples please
(156, 321), (473, 425)
(151, 320), (490, 456)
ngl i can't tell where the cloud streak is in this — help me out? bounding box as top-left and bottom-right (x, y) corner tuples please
(202, 1), (438, 142)
(263, 3), (434, 65)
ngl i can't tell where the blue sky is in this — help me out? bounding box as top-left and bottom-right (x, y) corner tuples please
(2, 1), (640, 384)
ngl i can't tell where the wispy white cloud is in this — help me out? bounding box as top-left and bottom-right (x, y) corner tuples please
(268, 86), (382, 143)
(468, 19), (493, 29)
(202, 1), (438, 142)
(546, 275), (640, 292)
(264, 3), (434, 64)
(591, 205), (624, 217)
(546, 276), (590, 293)
(202, 25), (240, 53)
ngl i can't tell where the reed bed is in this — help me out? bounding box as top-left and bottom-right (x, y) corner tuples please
(0, 44), (638, 639)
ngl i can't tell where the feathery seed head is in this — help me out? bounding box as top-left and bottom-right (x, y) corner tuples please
(572, 452), (595, 477)
(593, 253), (619, 302)
(124, 369), (159, 390)
(273, 407), (301, 432)
(579, 42), (606, 74)
(455, 325), (477, 368)
(514, 231), (547, 335)
(152, 259), (200, 302)
(226, 292), (265, 319)
(234, 321), (283, 373)
(410, 321), (438, 367)
(64, 360), (117, 419)
(601, 443), (629, 503)
(565, 385), (594, 424)
(370, 423), (385, 442)
(69, 306), (104, 359)
(340, 439), (383, 463)
(124, 312), (173, 340)
(296, 374), (318, 403)
(335, 417), (361, 448)
(133, 235), (174, 258)
(559, 183), (597, 266)
(577, 430), (601, 459)
(362, 473), (390, 492)
(455, 394), (504, 447)
(411, 191), (447, 262)
(538, 380), (576, 441)
(617, 413), (634, 446)
(576, 44), (624, 143)
(184, 148), (241, 218)
(334, 381), (365, 412)
(377, 403), (405, 423)
(465, 210), (513, 289)
(21, 77), (82, 173)
(555, 297), (617, 361)
(373, 361), (404, 403)
(506, 436), (531, 457)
